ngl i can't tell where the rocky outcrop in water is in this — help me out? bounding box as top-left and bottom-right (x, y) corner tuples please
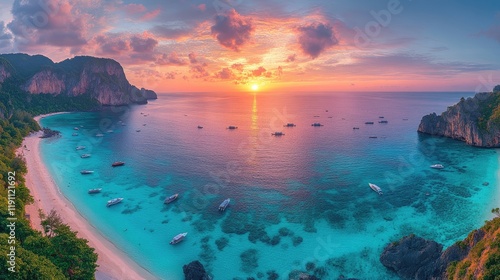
(0, 53), (157, 106)
(380, 229), (486, 280)
(417, 89), (500, 147)
(182, 261), (211, 280)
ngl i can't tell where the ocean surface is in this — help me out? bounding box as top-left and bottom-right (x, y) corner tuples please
(39, 92), (499, 280)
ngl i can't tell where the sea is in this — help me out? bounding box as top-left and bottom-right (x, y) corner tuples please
(39, 91), (499, 280)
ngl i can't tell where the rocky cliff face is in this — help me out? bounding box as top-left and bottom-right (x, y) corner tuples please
(418, 91), (500, 147)
(380, 224), (493, 280)
(0, 54), (157, 106)
(0, 64), (11, 83)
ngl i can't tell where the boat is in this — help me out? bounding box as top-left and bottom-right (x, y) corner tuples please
(121, 123), (126, 126)
(369, 183), (383, 195)
(369, 136), (378, 139)
(403, 118), (409, 121)
(379, 116), (385, 118)
(219, 198), (230, 211)
(313, 115), (320, 118)
(81, 154), (91, 158)
(106, 198), (123, 207)
(88, 188), (102, 194)
(136, 130), (141, 132)
(107, 130), (113, 133)
(430, 164), (444, 169)
(272, 132), (284, 136)
(365, 122), (374, 124)
(95, 133), (104, 137)
(197, 126), (203, 129)
(379, 120), (388, 123)
(169, 232), (188, 245)
(80, 170), (94, 175)
(227, 126), (238, 129)
(112, 161), (125, 167)
(311, 123), (323, 127)
(76, 146), (85, 150)
(353, 127), (360, 130)
(74, 127), (79, 130)
(284, 123), (296, 127)
(164, 193), (179, 204)
(72, 133), (78, 136)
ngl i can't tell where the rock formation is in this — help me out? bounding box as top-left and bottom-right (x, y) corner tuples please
(380, 229), (487, 280)
(182, 261), (211, 280)
(418, 89), (500, 147)
(0, 53), (157, 106)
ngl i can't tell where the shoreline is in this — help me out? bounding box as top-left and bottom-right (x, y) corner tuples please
(20, 112), (158, 280)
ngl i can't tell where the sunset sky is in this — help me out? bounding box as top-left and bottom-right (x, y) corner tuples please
(0, 0), (499, 93)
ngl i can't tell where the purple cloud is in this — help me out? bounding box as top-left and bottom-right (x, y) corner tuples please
(188, 52), (198, 64)
(214, 67), (234, 79)
(130, 36), (158, 53)
(7, 0), (89, 49)
(211, 9), (254, 51)
(285, 54), (296, 62)
(157, 52), (187, 66)
(0, 21), (12, 49)
(297, 22), (338, 59)
(95, 34), (130, 55)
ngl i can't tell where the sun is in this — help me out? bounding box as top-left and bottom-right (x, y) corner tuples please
(251, 84), (259, 91)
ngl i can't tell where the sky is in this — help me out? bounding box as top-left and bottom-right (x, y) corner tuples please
(0, 0), (499, 93)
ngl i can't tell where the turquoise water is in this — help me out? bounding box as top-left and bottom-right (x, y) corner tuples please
(39, 92), (499, 280)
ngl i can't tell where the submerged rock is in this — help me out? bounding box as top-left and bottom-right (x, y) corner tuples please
(288, 270), (320, 280)
(182, 261), (211, 280)
(240, 249), (259, 273)
(380, 234), (442, 279)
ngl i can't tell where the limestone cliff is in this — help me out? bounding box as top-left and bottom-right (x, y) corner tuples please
(0, 54), (157, 106)
(418, 90), (500, 147)
(380, 218), (500, 279)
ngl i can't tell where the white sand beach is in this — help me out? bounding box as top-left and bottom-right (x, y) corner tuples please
(20, 113), (157, 280)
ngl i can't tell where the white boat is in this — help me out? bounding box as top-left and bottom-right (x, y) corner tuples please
(95, 133), (104, 137)
(430, 164), (444, 169)
(369, 183), (383, 195)
(107, 130), (114, 133)
(73, 127), (79, 130)
(106, 198), (123, 207)
(80, 170), (94, 175)
(76, 146), (85, 150)
(219, 198), (230, 211)
(164, 193), (179, 204)
(170, 232), (187, 245)
(88, 188), (102, 194)
(81, 154), (91, 158)
(72, 133), (78, 136)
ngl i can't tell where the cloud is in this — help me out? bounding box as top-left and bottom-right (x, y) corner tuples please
(0, 21), (12, 49)
(190, 63), (209, 78)
(165, 71), (176, 79)
(141, 9), (161, 21)
(95, 34), (130, 55)
(151, 25), (194, 40)
(123, 4), (147, 16)
(130, 36), (158, 53)
(188, 52), (198, 64)
(297, 22), (338, 59)
(231, 63), (244, 72)
(197, 4), (206, 11)
(8, 0), (90, 49)
(157, 52), (187, 66)
(211, 9), (254, 51)
(285, 54), (296, 62)
(252, 66), (266, 77)
(214, 67), (234, 79)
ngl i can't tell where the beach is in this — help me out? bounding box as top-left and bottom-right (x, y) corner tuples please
(20, 113), (157, 280)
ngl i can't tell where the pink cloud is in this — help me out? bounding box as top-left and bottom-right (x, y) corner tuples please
(252, 66), (266, 77)
(141, 9), (161, 21)
(197, 4), (206, 11)
(188, 52), (198, 64)
(123, 4), (147, 16)
(211, 9), (254, 51)
(157, 52), (188, 65)
(214, 67), (234, 79)
(297, 22), (338, 59)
